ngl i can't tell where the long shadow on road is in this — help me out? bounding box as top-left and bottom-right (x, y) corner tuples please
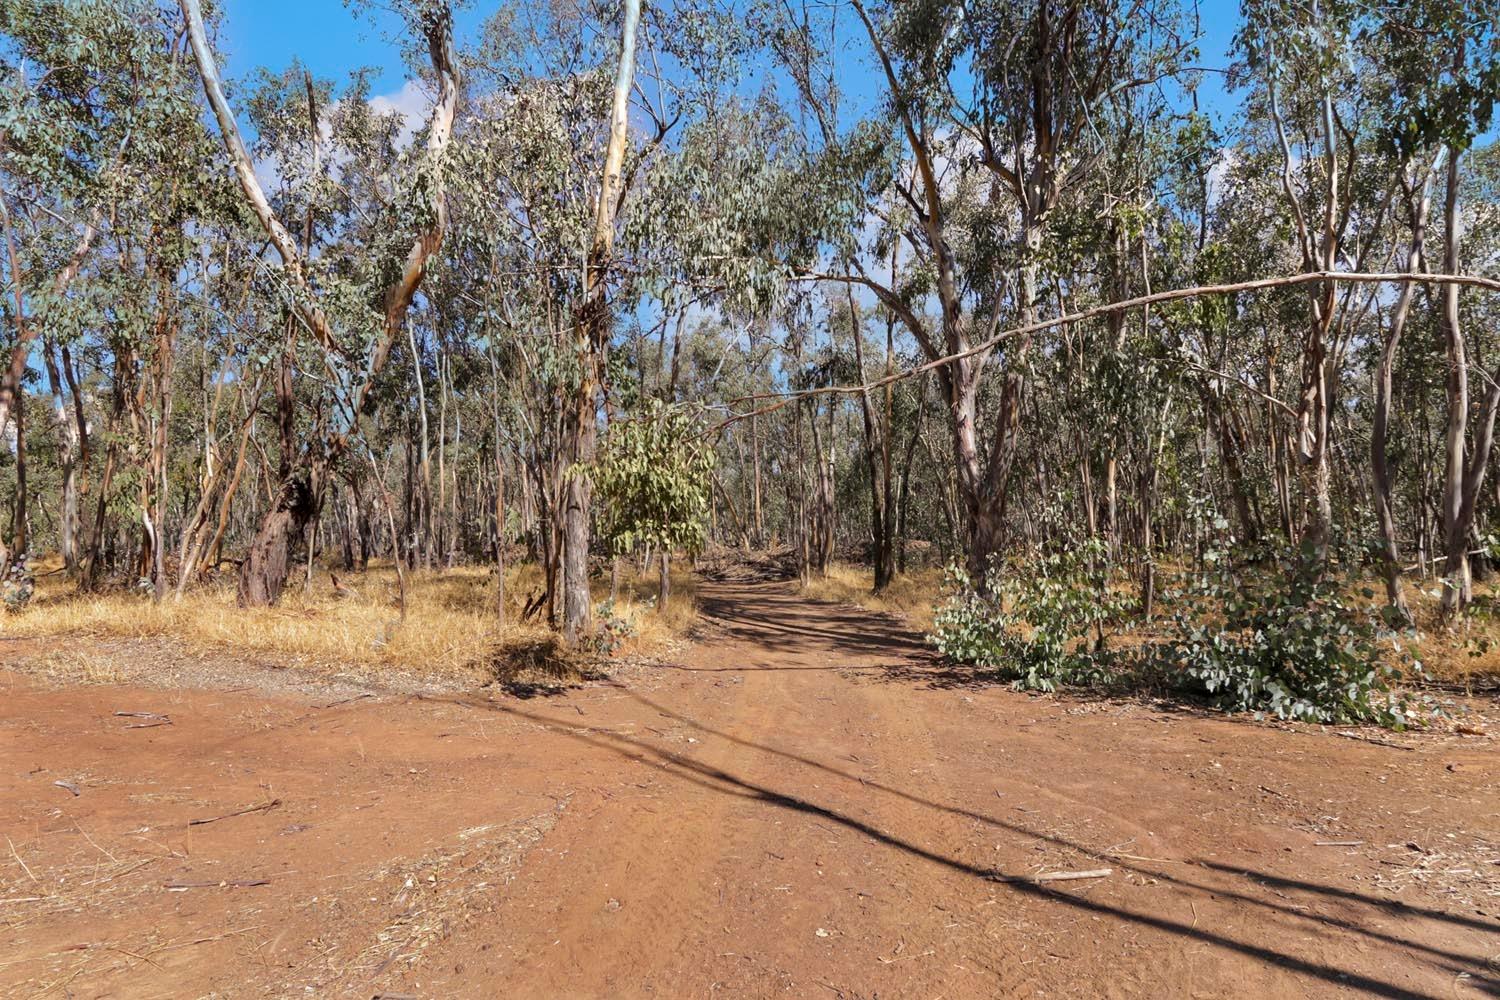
(696, 586), (932, 660)
(431, 686), (1497, 1000)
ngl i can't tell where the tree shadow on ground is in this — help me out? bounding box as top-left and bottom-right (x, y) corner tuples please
(445, 687), (1497, 999)
(695, 583), (1500, 727)
(696, 585), (931, 660)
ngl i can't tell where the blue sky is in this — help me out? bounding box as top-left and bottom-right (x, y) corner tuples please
(223, 1), (448, 96)
(224, 0), (1247, 124)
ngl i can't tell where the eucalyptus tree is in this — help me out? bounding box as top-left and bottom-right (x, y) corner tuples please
(178, 0), (459, 606)
(1234, 0), (1407, 570)
(558, 0), (643, 643)
(765, 0), (1191, 579)
(0, 0), (202, 576)
(1376, 0), (1500, 620)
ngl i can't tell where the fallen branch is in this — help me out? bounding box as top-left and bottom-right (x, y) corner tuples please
(990, 868), (1113, 884)
(1315, 840), (1365, 847)
(163, 878), (270, 890)
(1334, 730), (1415, 751)
(188, 798), (281, 827)
(314, 693), (372, 710)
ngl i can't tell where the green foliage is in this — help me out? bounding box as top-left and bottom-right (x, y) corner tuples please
(1167, 544), (1419, 727)
(929, 540), (1122, 691)
(2, 555), (34, 611)
(589, 598), (639, 655)
(593, 400), (715, 557)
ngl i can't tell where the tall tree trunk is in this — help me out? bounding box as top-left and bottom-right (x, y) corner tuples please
(561, 0), (640, 645)
(41, 341), (80, 572)
(408, 321), (433, 570)
(1438, 145), (1479, 621)
(895, 378), (926, 573)
(1372, 157), (1438, 623)
(659, 549), (671, 611)
(848, 284), (893, 589)
(7, 386), (26, 568)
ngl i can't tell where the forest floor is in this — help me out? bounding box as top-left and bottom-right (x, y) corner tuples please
(1, 575), (1498, 998)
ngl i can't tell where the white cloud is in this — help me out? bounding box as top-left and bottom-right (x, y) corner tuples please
(369, 79), (432, 149)
(245, 77), (430, 194)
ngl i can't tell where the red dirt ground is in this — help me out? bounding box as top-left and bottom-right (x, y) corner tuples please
(2, 579), (1497, 998)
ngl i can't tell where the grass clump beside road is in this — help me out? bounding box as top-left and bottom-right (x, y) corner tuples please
(800, 562), (945, 631)
(1, 557), (698, 686)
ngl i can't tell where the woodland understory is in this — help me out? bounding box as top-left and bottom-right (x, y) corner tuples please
(1, 0), (1500, 725)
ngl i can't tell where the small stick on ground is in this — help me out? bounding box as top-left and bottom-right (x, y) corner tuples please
(315, 693), (373, 710)
(188, 798), (281, 827)
(1333, 731), (1415, 751)
(990, 868), (1113, 884)
(163, 879), (270, 889)
(1314, 840), (1364, 847)
(75, 823), (117, 862)
(7, 836), (37, 882)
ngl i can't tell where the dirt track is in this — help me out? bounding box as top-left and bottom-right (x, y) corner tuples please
(2, 579), (1497, 998)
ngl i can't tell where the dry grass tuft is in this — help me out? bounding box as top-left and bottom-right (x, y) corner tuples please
(1389, 579), (1500, 685)
(1, 558), (697, 685)
(800, 562), (944, 631)
(20, 647), (128, 686)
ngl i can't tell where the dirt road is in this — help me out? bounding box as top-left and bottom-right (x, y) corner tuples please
(2, 579), (1497, 997)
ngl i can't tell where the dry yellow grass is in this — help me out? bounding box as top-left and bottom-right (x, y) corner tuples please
(800, 562), (944, 631)
(1387, 578), (1500, 685)
(1, 557), (697, 684)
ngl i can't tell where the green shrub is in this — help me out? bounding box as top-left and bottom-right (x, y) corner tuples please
(1167, 543), (1418, 726)
(591, 598), (639, 656)
(928, 540), (1122, 691)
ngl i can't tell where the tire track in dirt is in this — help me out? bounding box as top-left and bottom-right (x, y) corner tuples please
(4, 579), (1496, 998)
(420, 579), (1498, 999)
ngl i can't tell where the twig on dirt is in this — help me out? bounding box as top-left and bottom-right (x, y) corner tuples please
(80, 856), (155, 886)
(1315, 840), (1365, 847)
(371, 932), (416, 977)
(1333, 730), (1415, 751)
(53, 779), (80, 796)
(7, 837), (37, 882)
(315, 693), (373, 710)
(163, 878), (270, 889)
(101, 942), (163, 970)
(188, 798), (281, 827)
(75, 823), (117, 862)
(126, 720), (172, 729)
(30, 965), (85, 999)
(113, 711), (169, 720)
(990, 868), (1113, 884)
(148, 925), (262, 954)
